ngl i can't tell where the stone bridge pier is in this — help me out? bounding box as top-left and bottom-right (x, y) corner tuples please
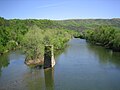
(44, 45), (55, 69)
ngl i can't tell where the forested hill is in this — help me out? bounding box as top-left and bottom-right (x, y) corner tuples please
(0, 17), (75, 56)
(1, 17), (120, 31)
(56, 19), (120, 31)
(0, 17), (120, 55)
(0, 17), (61, 29)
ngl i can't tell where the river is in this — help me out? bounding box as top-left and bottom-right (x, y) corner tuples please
(0, 38), (120, 90)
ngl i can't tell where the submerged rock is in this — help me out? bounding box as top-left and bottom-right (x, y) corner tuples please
(25, 58), (44, 66)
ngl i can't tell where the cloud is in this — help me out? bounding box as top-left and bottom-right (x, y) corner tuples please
(36, 2), (68, 9)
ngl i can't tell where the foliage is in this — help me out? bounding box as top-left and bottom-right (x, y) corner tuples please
(21, 25), (75, 60)
(56, 19), (120, 31)
(0, 16), (120, 60)
(0, 17), (62, 55)
(21, 25), (44, 60)
(83, 25), (120, 51)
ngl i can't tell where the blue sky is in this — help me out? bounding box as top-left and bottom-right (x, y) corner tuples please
(0, 0), (120, 20)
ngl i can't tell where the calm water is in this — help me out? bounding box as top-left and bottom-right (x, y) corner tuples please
(0, 38), (120, 90)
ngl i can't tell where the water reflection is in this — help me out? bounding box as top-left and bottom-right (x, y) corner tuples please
(23, 68), (55, 90)
(87, 44), (120, 67)
(44, 69), (54, 90)
(23, 69), (45, 90)
(0, 53), (9, 76)
(0, 39), (120, 90)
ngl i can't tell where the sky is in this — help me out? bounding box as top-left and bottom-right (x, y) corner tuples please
(0, 0), (120, 20)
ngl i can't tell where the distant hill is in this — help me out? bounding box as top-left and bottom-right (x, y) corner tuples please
(1, 17), (120, 32)
(56, 19), (120, 31)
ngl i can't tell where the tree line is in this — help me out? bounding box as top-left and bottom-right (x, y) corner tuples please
(0, 16), (120, 62)
(0, 17), (77, 62)
(83, 25), (120, 51)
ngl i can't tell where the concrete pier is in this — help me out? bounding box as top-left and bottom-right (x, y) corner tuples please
(44, 45), (55, 69)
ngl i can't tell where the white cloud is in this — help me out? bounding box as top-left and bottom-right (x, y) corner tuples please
(36, 2), (68, 9)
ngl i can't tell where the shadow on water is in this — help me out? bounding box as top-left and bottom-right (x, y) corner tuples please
(44, 68), (54, 90)
(22, 68), (55, 90)
(22, 68), (45, 90)
(87, 43), (120, 68)
(0, 53), (9, 76)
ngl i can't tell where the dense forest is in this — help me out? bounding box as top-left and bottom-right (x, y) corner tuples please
(0, 17), (120, 63)
(83, 25), (120, 51)
(56, 19), (120, 31)
(56, 19), (120, 51)
(0, 17), (77, 63)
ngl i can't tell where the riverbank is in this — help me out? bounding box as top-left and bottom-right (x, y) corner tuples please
(82, 25), (120, 52)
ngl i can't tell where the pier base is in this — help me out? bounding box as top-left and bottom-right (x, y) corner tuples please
(44, 45), (55, 69)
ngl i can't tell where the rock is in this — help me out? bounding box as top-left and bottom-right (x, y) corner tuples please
(25, 58), (44, 66)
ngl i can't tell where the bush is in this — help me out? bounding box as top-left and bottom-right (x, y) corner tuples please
(21, 25), (75, 61)
(84, 25), (120, 51)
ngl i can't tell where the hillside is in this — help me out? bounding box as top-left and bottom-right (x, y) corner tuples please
(0, 17), (120, 56)
(56, 19), (120, 31)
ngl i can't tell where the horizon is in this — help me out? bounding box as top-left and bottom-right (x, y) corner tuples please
(2, 17), (120, 20)
(0, 0), (120, 20)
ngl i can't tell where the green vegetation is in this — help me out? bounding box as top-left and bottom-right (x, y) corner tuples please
(56, 19), (120, 31)
(56, 19), (120, 52)
(83, 25), (120, 51)
(0, 17), (120, 63)
(21, 25), (75, 61)
(0, 17), (77, 62)
(0, 17), (28, 55)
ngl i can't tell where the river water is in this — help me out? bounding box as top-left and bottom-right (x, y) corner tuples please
(0, 38), (120, 90)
